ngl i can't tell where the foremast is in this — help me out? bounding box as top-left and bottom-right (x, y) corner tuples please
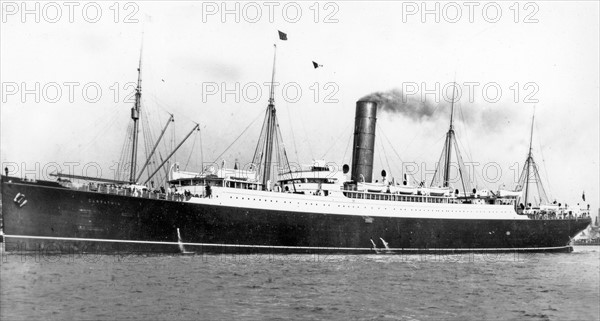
(129, 51), (143, 183)
(121, 44), (197, 186)
(252, 44), (292, 191)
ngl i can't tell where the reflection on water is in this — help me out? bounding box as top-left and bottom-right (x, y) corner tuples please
(1, 246), (598, 320)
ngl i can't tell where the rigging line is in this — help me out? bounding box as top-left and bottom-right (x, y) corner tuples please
(276, 127), (283, 176)
(375, 136), (385, 180)
(454, 135), (480, 187)
(213, 109), (265, 165)
(320, 123), (353, 160)
(136, 114), (174, 182)
(252, 109), (270, 169)
(377, 123), (419, 185)
(117, 122), (134, 181)
(144, 124), (199, 185)
(399, 103), (442, 154)
(117, 121), (132, 160)
(157, 152), (170, 184)
(296, 109), (315, 160)
(534, 121), (553, 200)
(273, 116), (297, 192)
(532, 160), (549, 204)
(455, 143), (474, 192)
(382, 138), (393, 179)
(410, 131), (447, 161)
(376, 124), (394, 179)
(377, 125), (404, 175)
(160, 115), (173, 164)
(56, 103), (124, 155)
(377, 124), (400, 162)
(122, 138), (134, 181)
(453, 139), (469, 195)
(276, 121), (291, 171)
(284, 102), (300, 164)
(386, 125), (411, 178)
(184, 132), (198, 170)
(457, 103), (475, 164)
(273, 127), (280, 174)
(145, 93), (204, 131)
(66, 108), (127, 157)
(172, 117), (176, 164)
(199, 126), (204, 171)
(341, 132), (353, 165)
(430, 142), (447, 187)
(141, 109), (157, 181)
(532, 164), (547, 204)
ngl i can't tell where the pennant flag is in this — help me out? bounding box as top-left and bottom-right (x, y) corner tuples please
(278, 30), (287, 41)
(312, 61), (323, 69)
(582, 191), (586, 202)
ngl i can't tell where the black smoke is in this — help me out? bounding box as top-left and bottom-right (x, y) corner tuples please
(361, 89), (439, 121)
(361, 88), (524, 132)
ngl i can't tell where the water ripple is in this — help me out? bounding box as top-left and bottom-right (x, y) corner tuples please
(1, 246), (598, 320)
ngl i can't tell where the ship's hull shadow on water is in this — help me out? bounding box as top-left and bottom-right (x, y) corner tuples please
(1, 177), (589, 255)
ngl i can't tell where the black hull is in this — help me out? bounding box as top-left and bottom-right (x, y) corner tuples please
(1, 177), (591, 254)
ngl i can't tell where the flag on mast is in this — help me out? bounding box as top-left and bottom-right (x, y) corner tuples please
(312, 61), (323, 69)
(278, 30), (287, 40)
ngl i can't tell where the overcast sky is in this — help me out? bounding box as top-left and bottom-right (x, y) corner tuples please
(1, 1), (598, 212)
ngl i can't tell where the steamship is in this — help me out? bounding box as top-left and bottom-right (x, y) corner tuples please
(1, 45), (591, 254)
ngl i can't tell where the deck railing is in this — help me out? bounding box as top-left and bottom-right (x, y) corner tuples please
(72, 184), (191, 202)
(523, 211), (592, 220)
(67, 183), (590, 221)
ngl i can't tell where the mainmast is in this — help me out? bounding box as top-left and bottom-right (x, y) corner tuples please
(523, 109), (535, 208)
(261, 44), (278, 190)
(430, 81), (470, 194)
(129, 49), (143, 183)
(516, 107), (549, 209)
(442, 84), (456, 187)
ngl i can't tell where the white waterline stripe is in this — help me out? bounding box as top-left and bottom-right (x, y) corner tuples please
(3, 235), (571, 251)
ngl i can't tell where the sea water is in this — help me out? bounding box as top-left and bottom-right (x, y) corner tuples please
(1, 246), (598, 320)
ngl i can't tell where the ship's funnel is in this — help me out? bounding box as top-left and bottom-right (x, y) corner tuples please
(351, 100), (377, 183)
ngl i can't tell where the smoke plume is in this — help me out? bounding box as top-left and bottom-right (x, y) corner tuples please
(361, 89), (439, 121)
(361, 88), (525, 132)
